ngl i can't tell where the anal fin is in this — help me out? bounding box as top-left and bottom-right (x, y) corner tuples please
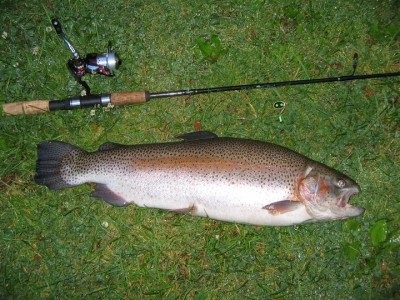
(91, 184), (129, 207)
(263, 200), (303, 215)
(168, 204), (196, 214)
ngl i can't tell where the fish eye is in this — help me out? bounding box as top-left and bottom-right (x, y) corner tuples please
(337, 179), (346, 188)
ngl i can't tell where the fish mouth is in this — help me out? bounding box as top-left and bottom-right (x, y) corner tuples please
(336, 186), (364, 216)
(337, 186), (360, 207)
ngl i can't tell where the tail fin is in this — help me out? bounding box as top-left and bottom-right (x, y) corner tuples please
(35, 141), (84, 190)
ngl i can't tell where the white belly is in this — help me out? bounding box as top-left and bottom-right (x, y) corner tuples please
(90, 169), (313, 226)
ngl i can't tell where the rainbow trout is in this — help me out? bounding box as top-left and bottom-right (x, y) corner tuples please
(35, 131), (364, 226)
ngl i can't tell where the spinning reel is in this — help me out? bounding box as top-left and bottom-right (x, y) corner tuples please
(52, 18), (120, 95)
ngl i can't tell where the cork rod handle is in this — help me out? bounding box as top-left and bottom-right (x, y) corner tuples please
(2, 91), (150, 116)
(110, 91), (149, 106)
(2, 100), (50, 115)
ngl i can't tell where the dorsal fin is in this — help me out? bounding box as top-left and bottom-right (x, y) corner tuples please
(176, 131), (218, 141)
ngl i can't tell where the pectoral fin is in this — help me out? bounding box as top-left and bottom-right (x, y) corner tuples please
(263, 200), (303, 215)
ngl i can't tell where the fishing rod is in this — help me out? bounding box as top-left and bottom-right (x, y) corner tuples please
(2, 18), (399, 116)
(3, 69), (399, 115)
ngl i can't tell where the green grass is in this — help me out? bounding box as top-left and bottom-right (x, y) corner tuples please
(1, 0), (399, 298)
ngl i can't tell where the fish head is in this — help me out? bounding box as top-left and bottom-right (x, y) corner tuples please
(298, 164), (364, 221)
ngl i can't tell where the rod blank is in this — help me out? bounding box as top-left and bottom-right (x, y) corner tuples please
(149, 72), (400, 99)
(2, 71), (399, 115)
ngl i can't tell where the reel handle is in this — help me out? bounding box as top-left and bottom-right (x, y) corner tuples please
(52, 18), (79, 58)
(52, 18), (63, 35)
